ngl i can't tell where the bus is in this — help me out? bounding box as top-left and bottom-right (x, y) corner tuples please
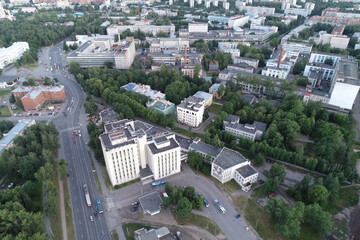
(96, 198), (103, 213)
(152, 180), (167, 188)
(214, 199), (226, 214)
(83, 184), (91, 207)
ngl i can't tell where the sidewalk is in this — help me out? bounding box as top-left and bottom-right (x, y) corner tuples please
(58, 176), (68, 240)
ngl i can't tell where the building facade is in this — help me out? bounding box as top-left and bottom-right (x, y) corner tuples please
(223, 114), (267, 141)
(12, 85), (66, 111)
(0, 42), (29, 69)
(176, 96), (205, 127)
(188, 23), (208, 33)
(99, 120), (181, 186)
(211, 147), (258, 192)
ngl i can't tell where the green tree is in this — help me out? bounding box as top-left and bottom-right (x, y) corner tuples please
(194, 64), (202, 78)
(324, 58), (333, 66)
(176, 197), (193, 218)
(324, 173), (340, 198)
(308, 185), (329, 204)
(187, 151), (203, 171)
(304, 204), (333, 235)
(183, 186), (195, 202)
(254, 153), (265, 165)
(269, 163), (286, 183)
(262, 177), (280, 195)
(69, 62), (81, 75)
(58, 159), (68, 180)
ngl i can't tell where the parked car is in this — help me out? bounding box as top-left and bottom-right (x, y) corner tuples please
(257, 179), (264, 185)
(235, 214), (241, 218)
(7, 183), (14, 189)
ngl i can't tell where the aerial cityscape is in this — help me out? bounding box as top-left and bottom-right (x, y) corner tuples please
(0, 0), (360, 239)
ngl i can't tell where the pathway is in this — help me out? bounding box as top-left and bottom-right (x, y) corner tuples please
(58, 176), (68, 240)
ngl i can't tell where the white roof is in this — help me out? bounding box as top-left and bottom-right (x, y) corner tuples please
(329, 82), (360, 110)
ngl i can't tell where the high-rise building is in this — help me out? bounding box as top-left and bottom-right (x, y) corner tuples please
(176, 96), (205, 127)
(99, 120), (181, 186)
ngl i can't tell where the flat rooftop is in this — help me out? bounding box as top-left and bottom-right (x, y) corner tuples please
(213, 147), (248, 169)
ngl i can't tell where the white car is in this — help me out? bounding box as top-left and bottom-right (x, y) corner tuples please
(90, 216), (93, 222)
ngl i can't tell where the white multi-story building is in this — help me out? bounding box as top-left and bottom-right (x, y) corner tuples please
(0, 5), (15, 21)
(99, 119), (181, 186)
(284, 8), (312, 17)
(177, 96), (205, 127)
(190, 0), (194, 7)
(309, 52), (341, 65)
(250, 16), (266, 26)
(281, 41), (313, 55)
(317, 33), (350, 50)
(211, 147), (258, 192)
(67, 38), (136, 69)
(228, 15), (249, 28)
(169, 0), (173, 5)
(223, 114), (267, 141)
(305, 2), (315, 10)
(237, 6), (275, 15)
(223, 1), (229, 9)
(188, 22), (208, 33)
(205, 0), (211, 7)
(261, 66), (289, 79)
(218, 42), (240, 60)
(0, 42), (29, 69)
(212, 0), (218, 6)
(107, 24), (175, 35)
(149, 38), (190, 54)
(197, 0), (202, 4)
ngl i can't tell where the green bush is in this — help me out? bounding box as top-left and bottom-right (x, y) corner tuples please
(286, 188), (302, 201)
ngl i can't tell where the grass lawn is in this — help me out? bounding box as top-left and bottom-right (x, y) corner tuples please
(0, 89), (11, 97)
(114, 178), (140, 189)
(243, 198), (285, 240)
(214, 179), (241, 195)
(23, 61), (38, 71)
(174, 213), (223, 236)
(323, 186), (360, 215)
(63, 178), (75, 240)
(0, 105), (11, 117)
(50, 170), (63, 240)
(111, 229), (119, 240)
(123, 223), (151, 240)
(88, 151), (102, 194)
(97, 160), (112, 190)
(207, 104), (222, 114)
(172, 127), (204, 139)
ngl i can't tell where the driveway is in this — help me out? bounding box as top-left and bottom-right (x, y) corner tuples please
(103, 164), (261, 240)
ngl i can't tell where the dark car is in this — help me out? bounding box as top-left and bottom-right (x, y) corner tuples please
(257, 179), (264, 185)
(235, 214), (241, 219)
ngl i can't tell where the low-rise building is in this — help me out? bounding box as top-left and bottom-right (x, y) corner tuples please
(149, 38), (190, 54)
(181, 63), (202, 78)
(149, 53), (176, 66)
(218, 42), (240, 59)
(107, 24), (175, 35)
(12, 85), (66, 111)
(228, 15), (249, 28)
(209, 61), (219, 71)
(177, 96), (205, 127)
(0, 119), (35, 154)
(135, 226), (172, 239)
(188, 22), (208, 33)
(237, 6), (275, 15)
(209, 82), (226, 99)
(309, 52), (341, 65)
(317, 33), (350, 50)
(284, 8), (312, 17)
(147, 99), (176, 115)
(0, 42), (29, 69)
(67, 38), (136, 69)
(99, 119), (182, 186)
(211, 147), (258, 192)
(261, 66), (289, 80)
(123, 82), (166, 101)
(281, 41), (313, 55)
(193, 91), (213, 108)
(227, 63), (256, 73)
(223, 114), (267, 141)
(189, 138), (221, 162)
(233, 57), (259, 70)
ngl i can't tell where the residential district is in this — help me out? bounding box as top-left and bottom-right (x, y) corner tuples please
(0, 0), (360, 240)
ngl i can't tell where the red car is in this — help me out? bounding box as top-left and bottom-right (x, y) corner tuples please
(73, 140), (76, 143)
(268, 193), (275, 197)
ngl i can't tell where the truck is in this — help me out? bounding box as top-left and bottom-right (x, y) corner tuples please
(214, 199), (226, 214)
(83, 184), (91, 207)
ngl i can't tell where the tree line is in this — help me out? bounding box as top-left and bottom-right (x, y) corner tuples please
(0, 122), (61, 239)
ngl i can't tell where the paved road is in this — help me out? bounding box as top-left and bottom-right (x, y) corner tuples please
(105, 164), (260, 240)
(46, 43), (110, 240)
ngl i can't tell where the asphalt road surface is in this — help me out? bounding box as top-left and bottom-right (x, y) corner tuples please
(47, 42), (110, 240)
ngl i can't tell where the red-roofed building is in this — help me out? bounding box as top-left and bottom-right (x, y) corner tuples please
(12, 85), (66, 111)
